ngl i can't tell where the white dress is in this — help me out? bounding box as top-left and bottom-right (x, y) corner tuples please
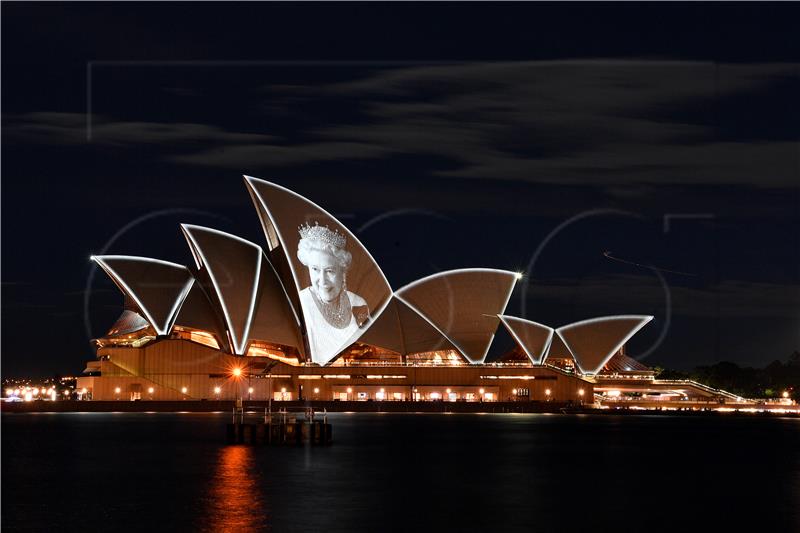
(299, 288), (364, 365)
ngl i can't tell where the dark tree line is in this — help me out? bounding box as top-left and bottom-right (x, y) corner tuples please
(656, 351), (800, 400)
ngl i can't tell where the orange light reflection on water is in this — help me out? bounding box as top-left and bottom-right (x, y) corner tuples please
(203, 445), (268, 532)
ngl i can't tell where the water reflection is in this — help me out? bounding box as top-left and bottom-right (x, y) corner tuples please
(201, 445), (269, 532)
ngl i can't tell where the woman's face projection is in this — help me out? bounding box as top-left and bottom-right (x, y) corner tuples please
(306, 249), (345, 303)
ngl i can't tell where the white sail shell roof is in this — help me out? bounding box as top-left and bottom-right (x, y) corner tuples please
(91, 255), (194, 336)
(395, 269), (519, 364)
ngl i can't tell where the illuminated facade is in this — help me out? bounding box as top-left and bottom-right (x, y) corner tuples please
(78, 176), (659, 404)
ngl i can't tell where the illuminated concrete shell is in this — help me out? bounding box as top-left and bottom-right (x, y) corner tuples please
(395, 269), (519, 363)
(172, 282), (229, 351)
(555, 315), (654, 375)
(248, 256), (305, 354)
(181, 225), (264, 355)
(497, 315), (554, 365)
(243, 176), (394, 365)
(91, 255), (194, 336)
(357, 296), (462, 359)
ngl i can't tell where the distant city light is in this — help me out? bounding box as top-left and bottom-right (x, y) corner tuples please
(114, 387), (121, 394)
(479, 388), (485, 394)
(783, 391), (790, 399)
(545, 389), (551, 396)
(313, 388), (320, 394)
(578, 389), (585, 396)
(281, 387), (287, 393)
(248, 387), (254, 394)
(232, 367), (242, 377)
(5, 388), (12, 396)
(181, 387), (188, 394)
(512, 389), (517, 395)
(346, 387), (353, 394)
(148, 387), (154, 394)
(214, 387), (221, 394)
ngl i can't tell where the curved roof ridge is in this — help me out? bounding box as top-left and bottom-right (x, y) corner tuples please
(395, 268), (521, 294)
(91, 255), (195, 336)
(180, 224), (264, 355)
(243, 175), (394, 365)
(395, 269), (520, 363)
(389, 293), (471, 362)
(497, 315), (555, 365)
(555, 315), (654, 375)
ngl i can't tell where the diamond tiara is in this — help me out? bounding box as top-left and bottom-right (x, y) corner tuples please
(298, 222), (347, 249)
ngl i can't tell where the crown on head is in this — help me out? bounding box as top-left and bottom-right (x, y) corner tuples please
(298, 222), (347, 249)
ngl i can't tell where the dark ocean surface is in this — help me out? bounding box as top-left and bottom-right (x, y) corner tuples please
(2, 412), (799, 532)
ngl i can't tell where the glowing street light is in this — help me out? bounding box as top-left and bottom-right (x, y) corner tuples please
(578, 389), (585, 396)
(181, 386), (188, 394)
(545, 389), (551, 396)
(783, 391), (790, 399)
(248, 387), (254, 394)
(232, 367), (242, 377)
(148, 387), (155, 394)
(313, 387), (320, 394)
(114, 387), (121, 394)
(214, 387), (221, 395)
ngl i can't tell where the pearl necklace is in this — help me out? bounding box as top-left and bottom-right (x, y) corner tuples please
(310, 288), (352, 329)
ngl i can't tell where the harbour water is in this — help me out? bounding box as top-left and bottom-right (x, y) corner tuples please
(2, 412), (799, 531)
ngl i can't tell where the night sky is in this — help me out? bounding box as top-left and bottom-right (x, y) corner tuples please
(2, 3), (799, 377)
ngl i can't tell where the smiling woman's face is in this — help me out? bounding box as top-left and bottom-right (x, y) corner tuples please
(306, 249), (345, 303)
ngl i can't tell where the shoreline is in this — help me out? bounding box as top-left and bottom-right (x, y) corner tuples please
(2, 400), (797, 417)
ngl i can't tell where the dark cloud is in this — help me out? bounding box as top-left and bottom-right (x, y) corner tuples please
(4, 112), (277, 146)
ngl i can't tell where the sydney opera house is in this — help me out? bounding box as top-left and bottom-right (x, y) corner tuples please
(78, 176), (670, 405)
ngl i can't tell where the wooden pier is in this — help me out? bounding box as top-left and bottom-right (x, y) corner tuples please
(226, 406), (332, 445)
